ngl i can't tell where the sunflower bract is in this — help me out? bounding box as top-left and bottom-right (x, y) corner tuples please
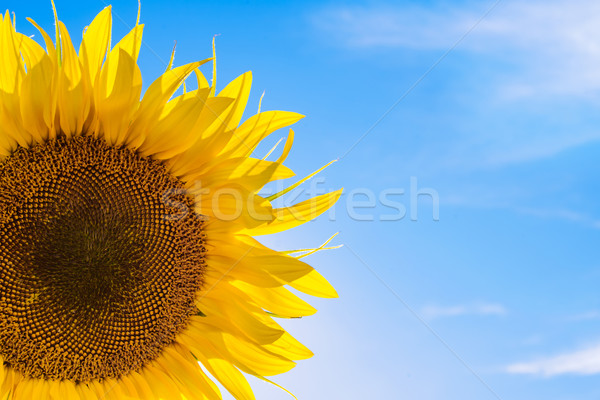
(0, 6), (341, 400)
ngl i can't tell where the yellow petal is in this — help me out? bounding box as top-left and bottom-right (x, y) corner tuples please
(144, 363), (186, 400)
(183, 71), (254, 164)
(15, 47), (56, 141)
(116, 375), (139, 399)
(128, 371), (157, 400)
(32, 379), (50, 399)
(248, 189), (343, 236)
(289, 268), (338, 298)
(26, 17), (57, 65)
(60, 380), (81, 400)
(199, 294), (285, 345)
(161, 346), (221, 400)
(182, 339), (256, 400)
(128, 60), (210, 148)
(0, 14), (31, 149)
(103, 25), (145, 96)
(15, 32), (46, 68)
(57, 21), (89, 136)
(231, 282), (317, 317)
(138, 88), (211, 158)
(112, 24), (144, 62)
(96, 49), (142, 145)
(193, 183), (273, 229)
(187, 321), (296, 376)
(19, 54), (54, 142)
(194, 68), (210, 89)
(205, 254), (282, 287)
(188, 157), (294, 192)
(79, 6), (112, 85)
(217, 71), (252, 132)
(0, 360), (4, 389)
(265, 331), (314, 361)
(262, 137), (283, 160)
(277, 129), (295, 164)
(268, 159), (337, 201)
(0, 12), (24, 93)
(222, 111), (304, 158)
(166, 96), (238, 176)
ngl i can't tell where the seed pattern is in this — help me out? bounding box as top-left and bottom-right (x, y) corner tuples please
(0, 135), (206, 382)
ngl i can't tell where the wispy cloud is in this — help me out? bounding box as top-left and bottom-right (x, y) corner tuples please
(507, 343), (600, 376)
(427, 129), (600, 170)
(567, 311), (600, 321)
(515, 207), (600, 230)
(313, 1), (600, 96)
(482, 131), (600, 167)
(314, 0), (600, 180)
(313, 5), (474, 49)
(442, 193), (600, 230)
(421, 303), (507, 320)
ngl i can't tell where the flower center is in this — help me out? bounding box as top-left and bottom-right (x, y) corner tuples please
(0, 135), (205, 382)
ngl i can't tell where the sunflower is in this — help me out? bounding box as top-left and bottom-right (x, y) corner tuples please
(0, 5), (341, 399)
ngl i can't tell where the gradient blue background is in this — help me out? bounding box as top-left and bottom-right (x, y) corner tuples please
(9, 1), (600, 399)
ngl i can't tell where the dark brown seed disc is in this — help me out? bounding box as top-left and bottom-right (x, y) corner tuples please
(0, 135), (206, 382)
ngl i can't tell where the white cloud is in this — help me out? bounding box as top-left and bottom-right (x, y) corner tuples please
(313, 1), (600, 96)
(313, 1), (600, 170)
(507, 343), (600, 376)
(313, 5), (474, 49)
(313, 0), (600, 179)
(421, 303), (507, 320)
(515, 207), (600, 230)
(482, 131), (600, 167)
(441, 193), (600, 230)
(568, 311), (600, 321)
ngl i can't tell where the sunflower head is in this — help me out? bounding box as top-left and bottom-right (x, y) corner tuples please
(0, 5), (340, 399)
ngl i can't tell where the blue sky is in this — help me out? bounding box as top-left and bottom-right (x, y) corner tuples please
(10, 0), (600, 399)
